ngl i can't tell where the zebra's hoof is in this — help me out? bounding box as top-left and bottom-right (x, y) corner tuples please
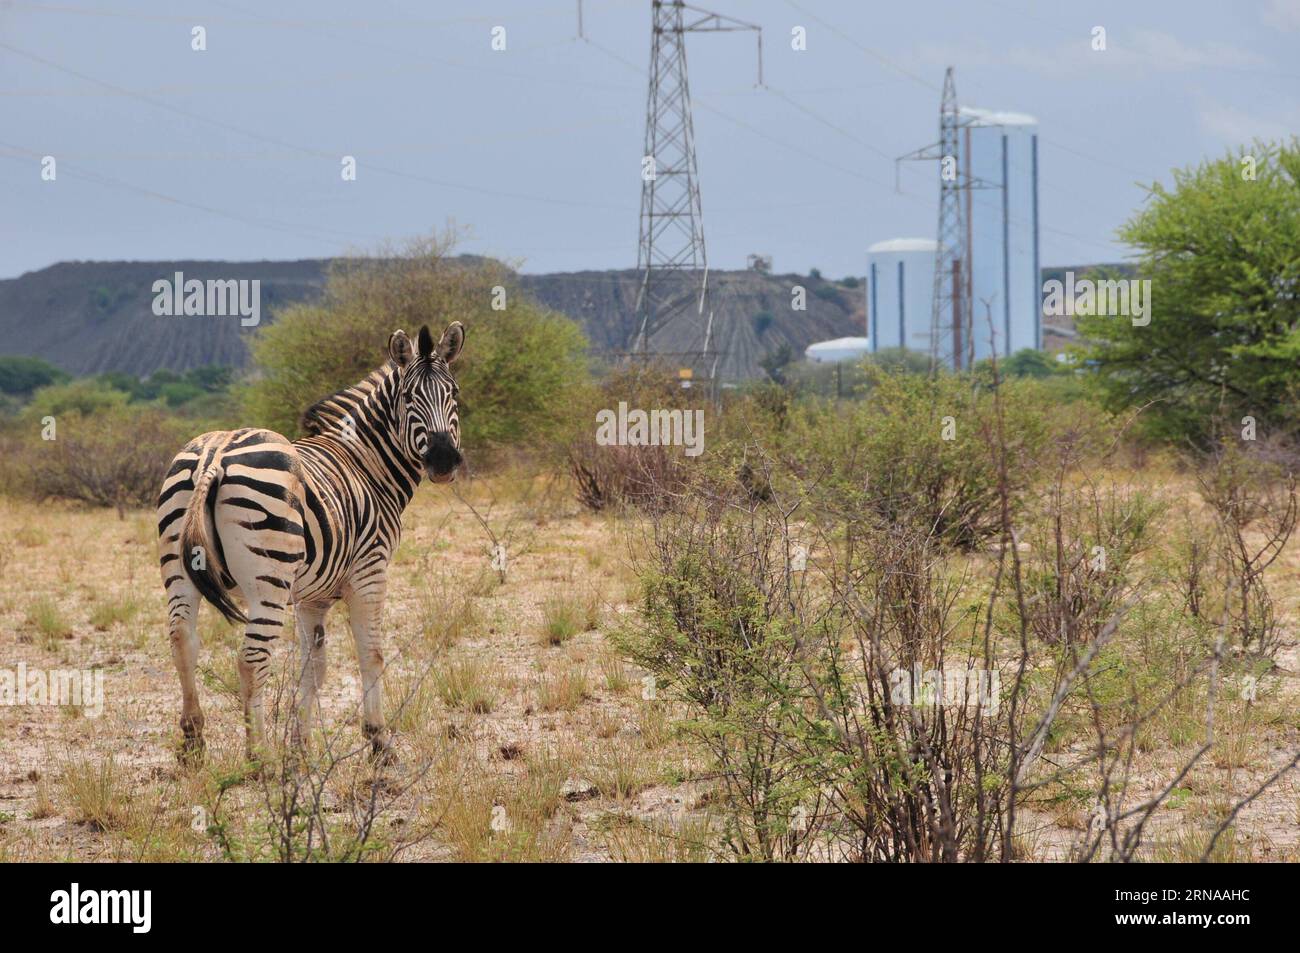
(364, 724), (397, 766)
(176, 736), (206, 769)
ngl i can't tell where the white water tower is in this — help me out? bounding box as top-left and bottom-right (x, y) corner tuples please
(867, 238), (937, 354)
(957, 106), (1041, 359)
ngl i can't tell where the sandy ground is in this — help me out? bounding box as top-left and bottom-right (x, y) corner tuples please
(0, 471), (1297, 862)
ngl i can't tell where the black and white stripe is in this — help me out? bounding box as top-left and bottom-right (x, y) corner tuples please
(156, 323), (465, 762)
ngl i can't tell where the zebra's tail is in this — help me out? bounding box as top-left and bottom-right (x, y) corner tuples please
(180, 460), (248, 625)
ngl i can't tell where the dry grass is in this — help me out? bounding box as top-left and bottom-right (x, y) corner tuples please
(537, 589), (600, 647)
(25, 596), (72, 650)
(61, 755), (134, 832)
(535, 664), (591, 713)
(0, 467), (1297, 862)
(434, 656), (499, 714)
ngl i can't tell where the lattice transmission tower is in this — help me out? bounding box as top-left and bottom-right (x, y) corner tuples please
(631, 0), (761, 383)
(897, 67), (997, 370)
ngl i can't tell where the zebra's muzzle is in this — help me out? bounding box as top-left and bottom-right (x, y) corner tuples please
(424, 430), (463, 482)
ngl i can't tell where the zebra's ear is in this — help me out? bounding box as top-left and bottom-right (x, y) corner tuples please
(388, 329), (415, 368)
(436, 321), (465, 364)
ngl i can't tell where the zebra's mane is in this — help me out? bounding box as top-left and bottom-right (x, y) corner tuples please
(299, 363), (395, 437)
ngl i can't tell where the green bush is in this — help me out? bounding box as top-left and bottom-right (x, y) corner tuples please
(866, 346), (931, 375)
(9, 404), (195, 516)
(812, 285), (843, 305)
(0, 356), (69, 396)
(242, 236), (590, 455)
(981, 347), (1060, 379)
(23, 379), (129, 418)
(564, 363), (704, 511)
(616, 498), (817, 860)
(781, 369), (1067, 547)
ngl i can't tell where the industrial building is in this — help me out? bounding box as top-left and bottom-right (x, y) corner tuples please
(956, 106), (1041, 360)
(867, 238), (937, 354)
(870, 107), (1041, 365)
(802, 69), (1044, 372)
(806, 337), (871, 363)
(858, 105), (1041, 366)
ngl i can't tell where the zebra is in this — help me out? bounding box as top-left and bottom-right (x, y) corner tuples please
(156, 322), (465, 765)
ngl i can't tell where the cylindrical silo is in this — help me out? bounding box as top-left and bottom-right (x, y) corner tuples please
(867, 238), (937, 355)
(957, 107), (1040, 361)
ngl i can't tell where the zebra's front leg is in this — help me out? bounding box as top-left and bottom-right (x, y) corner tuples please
(292, 602), (330, 750)
(344, 582), (395, 764)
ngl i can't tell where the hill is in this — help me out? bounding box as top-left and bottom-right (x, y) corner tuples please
(0, 259), (866, 381)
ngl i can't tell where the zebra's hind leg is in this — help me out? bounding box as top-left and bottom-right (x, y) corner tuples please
(165, 570), (204, 767)
(291, 602), (330, 750)
(234, 581), (294, 763)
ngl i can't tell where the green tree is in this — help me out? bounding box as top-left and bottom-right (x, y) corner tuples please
(242, 236), (590, 451)
(758, 343), (793, 382)
(159, 381), (206, 407)
(866, 346), (930, 375)
(24, 378), (129, 418)
(0, 356), (69, 395)
(980, 347), (1059, 379)
(96, 371), (143, 397)
(1079, 139), (1300, 442)
(184, 364), (233, 393)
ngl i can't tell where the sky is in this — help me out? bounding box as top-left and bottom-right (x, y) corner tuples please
(1, 0), (1296, 280)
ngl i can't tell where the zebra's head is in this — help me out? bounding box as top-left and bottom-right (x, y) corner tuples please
(388, 322), (465, 483)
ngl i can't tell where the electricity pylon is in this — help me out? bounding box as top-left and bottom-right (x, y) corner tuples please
(631, 0), (761, 383)
(897, 67), (997, 371)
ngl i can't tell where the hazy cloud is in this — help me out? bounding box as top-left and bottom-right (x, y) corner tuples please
(1262, 0), (1300, 31)
(919, 30), (1268, 79)
(1198, 101), (1294, 145)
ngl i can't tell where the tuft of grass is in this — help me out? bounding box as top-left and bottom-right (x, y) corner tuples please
(537, 591), (599, 647)
(434, 657), (497, 714)
(62, 756), (134, 832)
(589, 709), (621, 740)
(637, 701), (674, 750)
(586, 739), (655, 803)
(436, 773), (571, 863)
(416, 568), (492, 652)
(516, 748), (571, 822)
(89, 596), (139, 631)
(14, 525), (47, 547)
(31, 779), (56, 820)
(27, 597), (72, 650)
(580, 591), (601, 631)
(597, 812), (715, 862)
(598, 651), (630, 694)
(1150, 823), (1252, 863)
(536, 666), (591, 713)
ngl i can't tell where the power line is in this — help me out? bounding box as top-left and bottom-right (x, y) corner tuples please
(593, 36), (1120, 256)
(0, 142), (370, 246)
(769, 3), (1128, 253)
(0, 40), (633, 212)
(6, 0), (610, 31)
